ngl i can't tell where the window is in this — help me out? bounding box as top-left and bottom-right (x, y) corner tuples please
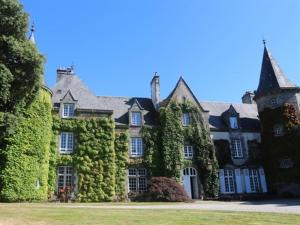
(270, 98), (278, 107)
(60, 132), (74, 153)
(131, 137), (143, 156)
(182, 113), (190, 126)
(131, 112), (142, 126)
(232, 139), (243, 158)
(57, 166), (73, 192)
(224, 169), (235, 193)
(229, 117), (238, 129)
(128, 168), (147, 193)
(249, 169), (260, 192)
(184, 145), (193, 159)
(63, 103), (75, 118)
(273, 124), (284, 137)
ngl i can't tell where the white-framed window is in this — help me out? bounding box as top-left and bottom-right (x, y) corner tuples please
(128, 168), (147, 193)
(184, 145), (193, 159)
(131, 137), (143, 156)
(60, 132), (74, 153)
(182, 113), (190, 126)
(229, 117), (238, 129)
(249, 169), (260, 192)
(131, 112), (142, 126)
(57, 166), (73, 192)
(232, 138), (243, 158)
(224, 169), (235, 193)
(63, 103), (75, 118)
(273, 124), (284, 137)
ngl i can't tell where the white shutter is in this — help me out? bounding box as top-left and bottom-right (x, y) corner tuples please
(259, 167), (268, 193)
(219, 169), (225, 194)
(234, 169), (243, 193)
(243, 169), (251, 193)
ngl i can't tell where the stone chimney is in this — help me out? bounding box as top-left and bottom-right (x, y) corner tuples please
(56, 66), (74, 82)
(242, 91), (255, 104)
(151, 72), (160, 109)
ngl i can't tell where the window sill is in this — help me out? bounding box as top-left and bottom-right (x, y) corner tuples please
(130, 155), (144, 158)
(232, 156), (244, 159)
(184, 157), (193, 160)
(59, 151), (74, 154)
(130, 124), (142, 127)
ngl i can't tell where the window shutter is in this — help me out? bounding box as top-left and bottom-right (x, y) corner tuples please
(259, 167), (268, 193)
(234, 169), (243, 193)
(219, 169), (225, 194)
(243, 169), (251, 193)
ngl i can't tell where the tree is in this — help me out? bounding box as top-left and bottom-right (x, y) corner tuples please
(0, 0), (44, 112)
(0, 0), (48, 202)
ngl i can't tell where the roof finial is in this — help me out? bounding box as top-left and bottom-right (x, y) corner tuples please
(262, 38), (266, 47)
(29, 22), (36, 44)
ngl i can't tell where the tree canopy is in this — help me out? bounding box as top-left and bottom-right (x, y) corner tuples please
(0, 0), (44, 112)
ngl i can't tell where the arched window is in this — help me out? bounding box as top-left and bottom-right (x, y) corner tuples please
(183, 167), (197, 176)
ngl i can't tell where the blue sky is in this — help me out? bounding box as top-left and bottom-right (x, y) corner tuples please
(21, 0), (300, 102)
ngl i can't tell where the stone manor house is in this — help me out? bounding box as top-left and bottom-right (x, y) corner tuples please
(50, 43), (300, 199)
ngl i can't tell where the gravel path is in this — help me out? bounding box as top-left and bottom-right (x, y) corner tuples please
(17, 199), (299, 214)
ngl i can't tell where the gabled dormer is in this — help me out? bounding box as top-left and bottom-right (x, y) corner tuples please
(222, 105), (240, 130)
(128, 98), (144, 127)
(60, 90), (78, 118)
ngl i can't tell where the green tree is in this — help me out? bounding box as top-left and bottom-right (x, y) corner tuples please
(0, 0), (44, 112)
(0, 0), (48, 202)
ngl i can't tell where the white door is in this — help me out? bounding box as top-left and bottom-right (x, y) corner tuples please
(183, 175), (192, 198)
(182, 167), (197, 199)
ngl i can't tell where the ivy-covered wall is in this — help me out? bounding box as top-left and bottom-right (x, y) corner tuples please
(49, 116), (123, 202)
(259, 103), (300, 190)
(143, 101), (219, 198)
(0, 88), (52, 202)
(114, 131), (129, 200)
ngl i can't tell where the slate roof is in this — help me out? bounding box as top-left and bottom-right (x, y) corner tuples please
(255, 46), (299, 99)
(96, 96), (157, 126)
(52, 74), (157, 126)
(52, 74), (260, 130)
(200, 102), (260, 132)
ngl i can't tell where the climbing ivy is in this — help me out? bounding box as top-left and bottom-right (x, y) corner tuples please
(259, 103), (300, 190)
(143, 101), (219, 198)
(114, 131), (129, 201)
(181, 102), (219, 198)
(142, 126), (162, 177)
(49, 116), (117, 202)
(0, 88), (52, 202)
(159, 102), (184, 180)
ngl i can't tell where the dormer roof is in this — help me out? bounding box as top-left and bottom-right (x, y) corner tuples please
(129, 98), (144, 110)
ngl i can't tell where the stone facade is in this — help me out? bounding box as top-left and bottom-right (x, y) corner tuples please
(50, 45), (299, 200)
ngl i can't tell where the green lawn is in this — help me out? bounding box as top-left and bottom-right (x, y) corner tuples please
(0, 204), (299, 225)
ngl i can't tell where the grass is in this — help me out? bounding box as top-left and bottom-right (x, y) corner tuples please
(0, 203), (299, 225)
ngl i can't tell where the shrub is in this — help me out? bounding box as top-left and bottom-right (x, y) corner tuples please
(147, 177), (190, 202)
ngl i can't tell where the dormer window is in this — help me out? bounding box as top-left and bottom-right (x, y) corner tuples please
(182, 113), (190, 126)
(63, 103), (75, 118)
(131, 112), (142, 126)
(229, 117), (238, 129)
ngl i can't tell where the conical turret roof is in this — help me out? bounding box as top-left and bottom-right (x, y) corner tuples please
(255, 45), (299, 99)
